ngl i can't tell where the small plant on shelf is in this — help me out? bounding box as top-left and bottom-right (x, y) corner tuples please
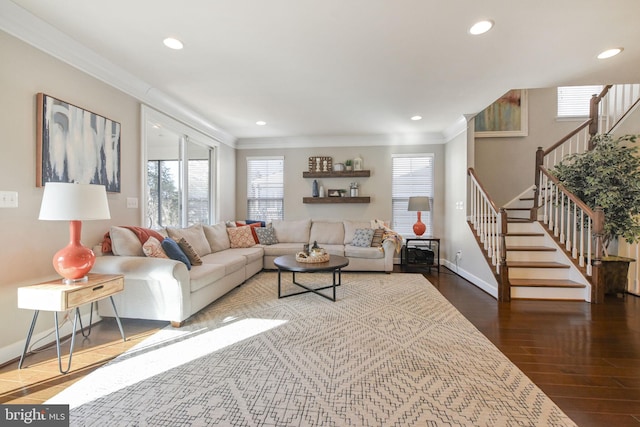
(345, 160), (353, 171)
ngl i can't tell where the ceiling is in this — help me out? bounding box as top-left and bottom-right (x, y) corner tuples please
(5, 0), (640, 143)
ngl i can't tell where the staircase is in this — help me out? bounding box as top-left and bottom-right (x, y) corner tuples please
(468, 83), (640, 302)
(503, 189), (590, 300)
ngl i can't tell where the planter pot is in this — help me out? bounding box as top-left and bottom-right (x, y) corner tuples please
(345, 166), (353, 171)
(602, 256), (635, 295)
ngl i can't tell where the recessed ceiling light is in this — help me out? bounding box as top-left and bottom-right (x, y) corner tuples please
(597, 48), (623, 59)
(163, 37), (184, 50)
(469, 20), (494, 35)
(411, 115), (423, 121)
(256, 121), (267, 126)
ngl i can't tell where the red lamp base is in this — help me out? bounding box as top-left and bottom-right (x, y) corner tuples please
(53, 220), (96, 283)
(413, 211), (426, 236)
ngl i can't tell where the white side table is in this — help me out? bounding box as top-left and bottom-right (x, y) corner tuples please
(17, 273), (126, 374)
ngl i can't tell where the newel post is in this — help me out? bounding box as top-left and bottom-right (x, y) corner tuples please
(591, 207), (605, 303)
(532, 147), (544, 221)
(498, 208), (510, 302)
(588, 93), (599, 142)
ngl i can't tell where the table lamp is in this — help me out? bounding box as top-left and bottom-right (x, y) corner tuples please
(407, 196), (430, 237)
(39, 182), (111, 284)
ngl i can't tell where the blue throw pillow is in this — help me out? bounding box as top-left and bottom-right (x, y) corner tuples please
(246, 219), (266, 227)
(161, 237), (191, 270)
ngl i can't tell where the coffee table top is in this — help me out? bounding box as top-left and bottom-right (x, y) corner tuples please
(274, 254), (349, 272)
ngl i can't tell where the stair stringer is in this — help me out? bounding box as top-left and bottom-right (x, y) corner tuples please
(506, 221), (592, 301)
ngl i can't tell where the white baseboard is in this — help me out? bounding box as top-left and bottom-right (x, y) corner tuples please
(442, 259), (498, 299)
(1, 308), (100, 367)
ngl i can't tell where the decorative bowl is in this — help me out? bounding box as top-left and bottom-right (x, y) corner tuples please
(333, 163), (345, 172)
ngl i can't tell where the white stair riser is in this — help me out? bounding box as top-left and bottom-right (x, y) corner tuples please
(506, 236), (546, 246)
(507, 211), (530, 219)
(507, 251), (557, 262)
(511, 286), (587, 300)
(508, 268), (571, 280)
(507, 222), (538, 233)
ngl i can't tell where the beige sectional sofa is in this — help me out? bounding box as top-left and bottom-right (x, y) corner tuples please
(93, 219), (396, 327)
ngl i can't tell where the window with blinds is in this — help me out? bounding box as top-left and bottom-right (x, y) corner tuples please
(247, 156), (284, 221)
(557, 85), (603, 117)
(391, 154), (434, 236)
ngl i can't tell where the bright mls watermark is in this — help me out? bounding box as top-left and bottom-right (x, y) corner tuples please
(1, 405), (68, 426)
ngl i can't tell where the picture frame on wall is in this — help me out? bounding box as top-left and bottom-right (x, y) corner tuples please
(36, 93), (121, 192)
(474, 89), (528, 138)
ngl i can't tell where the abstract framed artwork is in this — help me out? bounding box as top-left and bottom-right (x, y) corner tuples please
(36, 93), (121, 192)
(475, 89), (528, 138)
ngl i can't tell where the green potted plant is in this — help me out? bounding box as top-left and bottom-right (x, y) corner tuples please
(551, 133), (640, 294)
(345, 159), (353, 171)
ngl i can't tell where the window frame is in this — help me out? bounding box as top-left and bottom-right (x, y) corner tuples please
(246, 156), (285, 221)
(391, 153), (435, 237)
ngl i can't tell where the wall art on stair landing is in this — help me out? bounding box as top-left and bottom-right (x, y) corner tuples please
(36, 93), (121, 192)
(474, 89), (528, 138)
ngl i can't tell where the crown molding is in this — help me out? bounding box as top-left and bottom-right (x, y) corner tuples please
(442, 116), (469, 142)
(235, 132), (446, 150)
(0, 0), (236, 147)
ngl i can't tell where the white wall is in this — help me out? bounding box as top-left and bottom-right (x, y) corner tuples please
(234, 140), (446, 241)
(444, 120), (499, 295)
(0, 31), (236, 365)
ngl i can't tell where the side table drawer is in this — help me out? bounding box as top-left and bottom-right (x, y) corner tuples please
(66, 276), (124, 308)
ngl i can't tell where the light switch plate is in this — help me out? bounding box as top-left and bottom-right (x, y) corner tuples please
(126, 197), (139, 209)
(0, 191), (18, 208)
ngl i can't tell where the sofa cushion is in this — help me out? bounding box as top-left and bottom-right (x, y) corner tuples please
(226, 247), (264, 264)
(344, 244), (385, 259)
(320, 244), (345, 256)
(142, 236), (168, 258)
(343, 220), (374, 244)
(261, 243), (305, 257)
(110, 226), (145, 256)
(352, 228), (375, 247)
(203, 223), (231, 253)
(161, 237), (191, 270)
(189, 263), (226, 293)
(166, 224), (212, 257)
(227, 226), (257, 248)
(177, 238), (203, 266)
(201, 252), (246, 275)
(272, 219), (311, 243)
(255, 227), (278, 245)
(309, 221), (344, 245)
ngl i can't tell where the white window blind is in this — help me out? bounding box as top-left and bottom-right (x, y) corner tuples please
(391, 154), (434, 236)
(247, 156), (284, 221)
(557, 85), (603, 117)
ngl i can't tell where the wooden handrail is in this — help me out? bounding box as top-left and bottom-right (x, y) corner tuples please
(543, 120), (592, 156)
(468, 168), (499, 213)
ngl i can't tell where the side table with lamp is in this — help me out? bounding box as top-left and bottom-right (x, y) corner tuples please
(17, 183), (126, 374)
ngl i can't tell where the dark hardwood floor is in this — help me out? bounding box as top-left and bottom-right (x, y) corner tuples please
(411, 265), (640, 427)
(2, 266), (639, 426)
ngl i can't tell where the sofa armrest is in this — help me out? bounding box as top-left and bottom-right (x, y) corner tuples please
(92, 255), (192, 323)
(382, 239), (396, 272)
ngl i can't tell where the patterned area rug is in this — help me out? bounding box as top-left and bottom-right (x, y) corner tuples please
(48, 272), (576, 426)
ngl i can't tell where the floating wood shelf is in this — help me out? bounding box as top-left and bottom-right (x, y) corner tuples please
(303, 170), (370, 178)
(303, 197), (370, 204)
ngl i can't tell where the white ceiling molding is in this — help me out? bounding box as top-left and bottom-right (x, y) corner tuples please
(235, 132), (445, 150)
(0, 0), (236, 147)
(442, 116), (469, 142)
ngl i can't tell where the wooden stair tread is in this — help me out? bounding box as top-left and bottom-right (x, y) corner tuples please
(506, 232), (544, 236)
(507, 246), (556, 252)
(510, 279), (586, 288)
(505, 207), (531, 211)
(507, 218), (533, 223)
(508, 261), (570, 268)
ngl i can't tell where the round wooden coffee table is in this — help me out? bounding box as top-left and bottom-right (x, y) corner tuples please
(274, 254), (349, 301)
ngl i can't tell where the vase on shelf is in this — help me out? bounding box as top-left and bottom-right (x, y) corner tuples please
(312, 180), (319, 197)
(319, 185), (325, 197)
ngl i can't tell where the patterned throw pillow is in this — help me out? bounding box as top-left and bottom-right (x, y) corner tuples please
(370, 228), (384, 247)
(161, 237), (191, 270)
(142, 236), (169, 258)
(352, 228), (375, 247)
(227, 226), (257, 248)
(178, 238), (203, 266)
(255, 227), (279, 245)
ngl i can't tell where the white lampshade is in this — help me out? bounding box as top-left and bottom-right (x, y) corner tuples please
(407, 196), (431, 212)
(39, 182), (111, 221)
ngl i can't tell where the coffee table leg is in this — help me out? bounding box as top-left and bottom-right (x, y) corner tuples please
(277, 268), (282, 298)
